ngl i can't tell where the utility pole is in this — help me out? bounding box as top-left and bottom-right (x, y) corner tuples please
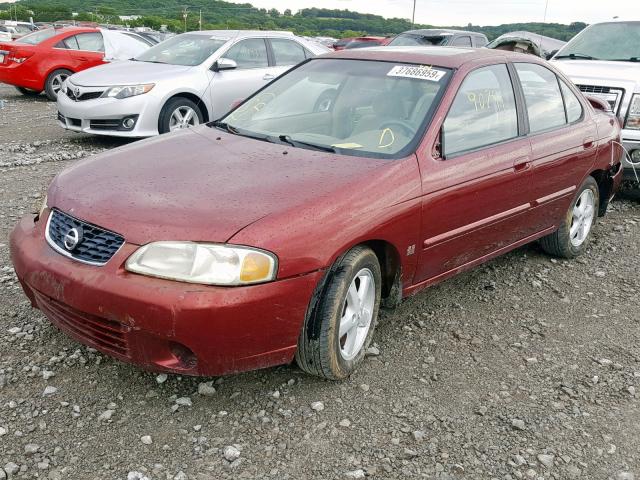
(199, 9), (202, 31)
(182, 6), (189, 33)
(411, 0), (417, 28)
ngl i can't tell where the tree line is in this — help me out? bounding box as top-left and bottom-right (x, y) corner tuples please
(0, 0), (586, 41)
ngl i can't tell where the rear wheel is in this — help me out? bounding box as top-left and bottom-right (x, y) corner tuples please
(44, 69), (72, 101)
(296, 246), (381, 380)
(540, 176), (599, 258)
(15, 87), (42, 97)
(158, 97), (203, 134)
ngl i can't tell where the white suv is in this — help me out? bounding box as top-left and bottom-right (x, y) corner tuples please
(551, 21), (640, 185)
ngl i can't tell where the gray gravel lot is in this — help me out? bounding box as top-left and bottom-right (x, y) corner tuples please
(1, 83), (640, 480)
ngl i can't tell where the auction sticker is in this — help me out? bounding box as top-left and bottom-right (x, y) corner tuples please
(387, 65), (446, 82)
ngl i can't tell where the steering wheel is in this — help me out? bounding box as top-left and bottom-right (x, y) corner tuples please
(380, 121), (416, 137)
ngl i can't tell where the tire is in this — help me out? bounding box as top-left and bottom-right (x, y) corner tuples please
(296, 246), (382, 380)
(16, 87), (42, 97)
(158, 97), (203, 134)
(44, 69), (72, 101)
(539, 176), (599, 259)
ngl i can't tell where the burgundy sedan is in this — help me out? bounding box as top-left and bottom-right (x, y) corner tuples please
(10, 47), (623, 380)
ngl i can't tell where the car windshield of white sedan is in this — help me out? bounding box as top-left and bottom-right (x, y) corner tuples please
(134, 34), (226, 66)
(220, 59), (451, 158)
(15, 28), (57, 45)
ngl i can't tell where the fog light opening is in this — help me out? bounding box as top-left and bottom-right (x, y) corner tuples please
(121, 117), (136, 130)
(169, 341), (197, 369)
(630, 149), (640, 165)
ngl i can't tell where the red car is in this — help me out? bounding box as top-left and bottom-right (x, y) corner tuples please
(10, 48), (623, 380)
(333, 36), (391, 50)
(0, 27), (106, 100)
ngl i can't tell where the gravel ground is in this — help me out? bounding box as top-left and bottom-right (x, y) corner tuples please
(1, 83), (640, 480)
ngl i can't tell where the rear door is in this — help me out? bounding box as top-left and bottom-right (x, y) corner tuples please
(414, 63), (535, 284)
(267, 37), (309, 77)
(512, 62), (596, 232)
(60, 32), (105, 72)
(210, 37), (271, 118)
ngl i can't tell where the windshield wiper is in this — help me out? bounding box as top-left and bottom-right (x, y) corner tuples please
(554, 53), (598, 60)
(278, 135), (336, 153)
(610, 57), (639, 62)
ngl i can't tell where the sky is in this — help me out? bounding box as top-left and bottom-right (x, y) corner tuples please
(245, 0), (639, 26)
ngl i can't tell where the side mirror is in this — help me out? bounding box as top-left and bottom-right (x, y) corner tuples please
(212, 57), (237, 72)
(586, 95), (612, 113)
(545, 49), (558, 60)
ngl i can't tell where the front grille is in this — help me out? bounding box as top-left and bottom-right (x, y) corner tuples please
(90, 119), (121, 130)
(577, 84), (624, 114)
(76, 91), (103, 101)
(65, 83), (104, 102)
(46, 209), (125, 266)
(33, 290), (130, 357)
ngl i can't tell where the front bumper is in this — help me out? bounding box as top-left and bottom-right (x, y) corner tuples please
(622, 131), (640, 182)
(10, 213), (322, 376)
(57, 90), (160, 138)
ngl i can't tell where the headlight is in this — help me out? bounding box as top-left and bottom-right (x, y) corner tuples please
(626, 94), (640, 130)
(125, 242), (278, 286)
(34, 194), (47, 218)
(101, 84), (155, 100)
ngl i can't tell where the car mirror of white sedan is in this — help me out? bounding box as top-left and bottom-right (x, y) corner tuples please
(212, 58), (238, 72)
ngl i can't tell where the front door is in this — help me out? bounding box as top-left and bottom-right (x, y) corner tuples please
(414, 63), (536, 284)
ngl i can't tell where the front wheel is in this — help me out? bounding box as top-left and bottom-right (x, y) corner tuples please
(540, 176), (599, 258)
(44, 69), (72, 101)
(296, 246), (381, 380)
(158, 97), (203, 134)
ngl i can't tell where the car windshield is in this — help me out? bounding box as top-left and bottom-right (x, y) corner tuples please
(15, 28), (58, 45)
(134, 34), (226, 66)
(219, 58), (451, 159)
(389, 34), (448, 47)
(555, 21), (640, 61)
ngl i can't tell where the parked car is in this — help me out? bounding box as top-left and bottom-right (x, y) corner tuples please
(551, 20), (640, 185)
(0, 26), (11, 43)
(486, 31), (565, 59)
(333, 36), (391, 50)
(0, 21), (36, 40)
(11, 48), (623, 379)
(0, 27), (151, 100)
(57, 30), (329, 137)
(388, 29), (488, 48)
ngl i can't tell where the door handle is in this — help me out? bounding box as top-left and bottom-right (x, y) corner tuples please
(514, 156), (531, 172)
(583, 137), (595, 150)
(263, 74), (276, 81)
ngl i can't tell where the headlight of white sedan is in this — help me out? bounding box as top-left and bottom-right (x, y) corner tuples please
(101, 84), (155, 100)
(125, 242), (278, 286)
(625, 94), (640, 130)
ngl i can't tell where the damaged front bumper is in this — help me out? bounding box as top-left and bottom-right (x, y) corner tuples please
(10, 213), (321, 376)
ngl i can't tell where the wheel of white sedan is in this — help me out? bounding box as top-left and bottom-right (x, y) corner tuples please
(296, 245), (381, 380)
(159, 97), (203, 134)
(540, 176), (600, 258)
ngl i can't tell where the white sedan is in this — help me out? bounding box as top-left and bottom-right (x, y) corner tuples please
(57, 30), (329, 137)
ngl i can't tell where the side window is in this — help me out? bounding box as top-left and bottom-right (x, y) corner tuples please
(443, 64), (518, 157)
(224, 38), (269, 69)
(474, 36), (488, 47)
(75, 32), (104, 52)
(515, 63), (566, 133)
(559, 80), (583, 123)
(451, 36), (472, 47)
(270, 39), (307, 66)
(63, 35), (80, 50)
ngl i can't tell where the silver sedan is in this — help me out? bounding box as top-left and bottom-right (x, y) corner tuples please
(57, 30), (328, 137)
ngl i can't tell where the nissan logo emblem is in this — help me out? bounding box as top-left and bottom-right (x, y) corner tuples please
(63, 227), (83, 251)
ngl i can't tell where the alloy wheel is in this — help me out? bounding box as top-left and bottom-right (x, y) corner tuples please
(570, 189), (596, 247)
(339, 268), (376, 361)
(51, 73), (68, 95)
(169, 106), (200, 131)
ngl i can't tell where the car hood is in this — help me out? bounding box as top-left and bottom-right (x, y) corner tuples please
(552, 59), (640, 90)
(48, 126), (389, 246)
(69, 60), (193, 87)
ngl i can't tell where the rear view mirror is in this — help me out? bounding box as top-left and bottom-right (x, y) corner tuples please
(212, 57), (237, 72)
(586, 96), (612, 113)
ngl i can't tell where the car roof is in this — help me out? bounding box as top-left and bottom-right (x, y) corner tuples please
(322, 46), (539, 69)
(399, 29), (485, 37)
(184, 30), (295, 40)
